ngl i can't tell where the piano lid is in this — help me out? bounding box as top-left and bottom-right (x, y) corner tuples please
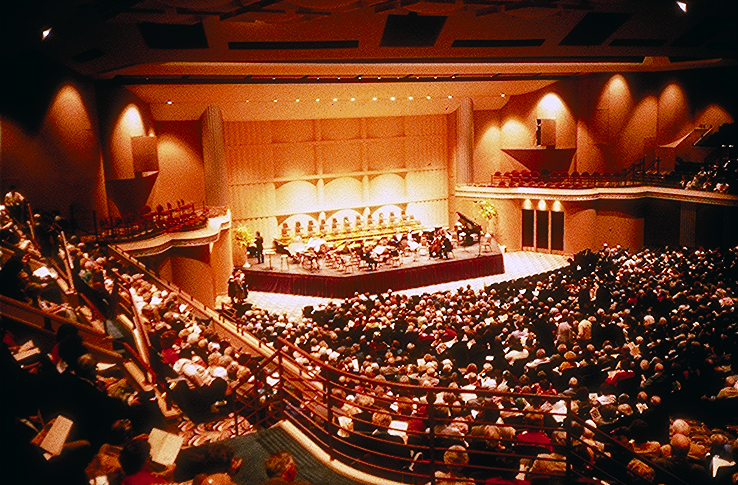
(456, 212), (482, 233)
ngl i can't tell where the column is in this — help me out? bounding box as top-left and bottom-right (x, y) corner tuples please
(201, 104), (229, 207)
(456, 98), (474, 185)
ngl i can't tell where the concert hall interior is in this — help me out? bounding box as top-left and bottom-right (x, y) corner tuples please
(1, 1), (738, 484)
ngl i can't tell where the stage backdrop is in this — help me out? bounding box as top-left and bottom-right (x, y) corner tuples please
(225, 114), (450, 254)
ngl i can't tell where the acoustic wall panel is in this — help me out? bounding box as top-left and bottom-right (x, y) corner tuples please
(404, 114), (445, 136)
(368, 174), (405, 206)
(224, 121), (271, 146)
(272, 119), (314, 143)
(273, 143), (315, 179)
(229, 183), (275, 220)
(318, 141), (363, 174)
(275, 180), (318, 215)
(226, 145), (274, 183)
(366, 116), (404, 138)
(405, 135), (445, 169)
(323, 177), (363, 210)
(366, 138), (404, 171)
(320, 118), (361, 140)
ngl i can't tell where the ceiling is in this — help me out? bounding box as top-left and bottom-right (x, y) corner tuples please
(2, 0), (736, 120)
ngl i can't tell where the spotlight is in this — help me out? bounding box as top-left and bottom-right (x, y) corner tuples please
(501, 93), (506, 97)
(373, 97), (378, 101)
(390, 96), (396, 101)
(677, 1), (687, 12)
(42, 28), (52, 40)
(408, 96), (413, 100)
(166, 100), (173, 105)
(351, 97), (356, 101)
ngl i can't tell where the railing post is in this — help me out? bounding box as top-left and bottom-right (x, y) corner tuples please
(325, 371), (334, 461)
(277, 347), (284, 421)
(565, 398), (572, 483)
(428, 403), (435, 484)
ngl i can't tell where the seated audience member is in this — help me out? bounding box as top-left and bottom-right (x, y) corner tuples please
(119, 437), (174, 485)
(174, 442), (243, 483)
(261, 451), (311, 485)
(653, 433), (709, 485)
(434, 445), (470, 485)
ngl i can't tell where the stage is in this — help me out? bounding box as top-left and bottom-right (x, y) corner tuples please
(241, 241), (504, 298)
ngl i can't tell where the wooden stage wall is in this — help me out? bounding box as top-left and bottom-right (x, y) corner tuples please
(241, 253), (504, 298)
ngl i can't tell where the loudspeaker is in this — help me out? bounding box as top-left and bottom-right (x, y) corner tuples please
(536, 119), (556, 146)
(131, 136), (159, 173)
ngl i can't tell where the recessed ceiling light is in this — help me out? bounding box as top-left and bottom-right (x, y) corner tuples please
(448, 95), (453, 99)
(677, 1), (687, 12)
(273, 99), (278, 102)
(316, 98), (320, 102)
(501, 93), (506, 97)
(42, 28), (52, 40)
(295, 99), (300, 102)
(351, 97), (355, 101)
(333, 98), (338, 102)
(434, 76), (438, 79)
(408, 96), (413, 100)
(373, 97), (378, 101)
(390, 96), (396, 101)
(166, 100), (172, 105)
(426, 96), (431, 100)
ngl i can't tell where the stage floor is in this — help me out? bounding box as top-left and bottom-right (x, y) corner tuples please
(242, 241), (504, 298)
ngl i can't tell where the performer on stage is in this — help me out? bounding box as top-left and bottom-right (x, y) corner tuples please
(254, 232), (264, 264)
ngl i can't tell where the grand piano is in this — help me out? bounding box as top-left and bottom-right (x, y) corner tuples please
(456, 212), (483, 246)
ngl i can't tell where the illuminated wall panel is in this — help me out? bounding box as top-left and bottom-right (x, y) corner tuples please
(275, 180), (318, 214)
(324, 177), (363, 210)
(367, 174), (405, 206)
(406, 170), (447, 201)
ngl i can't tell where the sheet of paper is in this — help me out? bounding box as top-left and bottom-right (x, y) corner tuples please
(148, 428), (184, 466)
(14, 347), (40, 362)
(40, 416), (73, 456)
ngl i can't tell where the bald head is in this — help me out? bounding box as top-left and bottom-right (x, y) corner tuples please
(670, 433), (691, 458)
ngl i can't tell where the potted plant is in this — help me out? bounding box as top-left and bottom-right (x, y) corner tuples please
(233, 224), (255, 267)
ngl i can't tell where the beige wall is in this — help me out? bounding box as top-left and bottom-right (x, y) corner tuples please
(473, 72), (734, 181)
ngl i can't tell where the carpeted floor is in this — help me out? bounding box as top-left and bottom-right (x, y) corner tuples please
(222, 425), (366, 485)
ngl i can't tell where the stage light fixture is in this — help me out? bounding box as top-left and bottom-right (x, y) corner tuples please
(677, 1), (687, 12)
(42, 28), (52, 40)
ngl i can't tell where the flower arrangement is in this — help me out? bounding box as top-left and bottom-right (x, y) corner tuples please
(476, 200), (497, 221)
(233, 224), (255, 247)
